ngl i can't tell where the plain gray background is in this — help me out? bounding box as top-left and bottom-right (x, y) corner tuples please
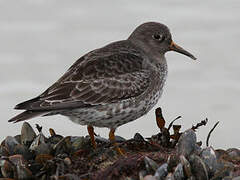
(1, 0), (239, 149)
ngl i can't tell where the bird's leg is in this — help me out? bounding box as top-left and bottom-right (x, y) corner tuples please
(109, 128), (125, 155)
(87, 125), (96, 149)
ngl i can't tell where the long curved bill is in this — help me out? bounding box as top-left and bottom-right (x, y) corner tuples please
(170, 41), (197, 60)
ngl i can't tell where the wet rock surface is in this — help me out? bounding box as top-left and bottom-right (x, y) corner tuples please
(1, 113), (240, 179)
(176, 129), (197, 158)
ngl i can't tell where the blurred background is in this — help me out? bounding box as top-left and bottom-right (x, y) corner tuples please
(0, 0), (239, 149)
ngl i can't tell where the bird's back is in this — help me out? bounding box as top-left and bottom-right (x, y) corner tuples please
(9, 40), (157, 123)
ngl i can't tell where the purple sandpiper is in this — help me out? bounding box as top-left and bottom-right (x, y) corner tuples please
(9, 22), (196, 154)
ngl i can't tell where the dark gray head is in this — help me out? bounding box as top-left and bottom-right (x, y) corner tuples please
(128, 22), (196, 60)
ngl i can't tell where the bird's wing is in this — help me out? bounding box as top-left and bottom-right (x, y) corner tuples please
(15, 49), (151, 111)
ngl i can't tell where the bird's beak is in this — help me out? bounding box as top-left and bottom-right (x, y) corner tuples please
(170, 41), (197, 60)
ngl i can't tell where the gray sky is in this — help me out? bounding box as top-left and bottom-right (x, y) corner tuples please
(0, 0), (240, 149)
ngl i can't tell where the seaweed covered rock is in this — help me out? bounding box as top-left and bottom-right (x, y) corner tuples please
(0, 108), (240, 179)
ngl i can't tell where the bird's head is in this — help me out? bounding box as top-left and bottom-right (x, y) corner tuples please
(128, 22), (196, 60)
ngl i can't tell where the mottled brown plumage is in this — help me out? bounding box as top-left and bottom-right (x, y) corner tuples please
(9, 22), (196, 152)
(15, 43), (149, 111)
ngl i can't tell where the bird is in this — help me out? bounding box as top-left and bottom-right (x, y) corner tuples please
(9, 22), (196, 154)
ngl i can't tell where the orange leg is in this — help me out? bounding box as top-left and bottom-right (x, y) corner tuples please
(109, 128), (125, 155)
(87, 125), (96, 149)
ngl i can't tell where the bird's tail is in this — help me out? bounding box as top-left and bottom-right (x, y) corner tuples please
(8, 110), (48, 123)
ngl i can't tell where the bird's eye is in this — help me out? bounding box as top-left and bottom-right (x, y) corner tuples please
(152, 34), (164, 42)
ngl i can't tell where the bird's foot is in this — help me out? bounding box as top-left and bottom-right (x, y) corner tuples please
(109, 128), (125, 156)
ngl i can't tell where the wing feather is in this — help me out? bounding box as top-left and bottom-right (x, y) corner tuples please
(15, 42), (151, 111)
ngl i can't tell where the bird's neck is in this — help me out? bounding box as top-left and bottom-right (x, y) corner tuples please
(127, 39), (166, 66)
(145, 52), (167, 70)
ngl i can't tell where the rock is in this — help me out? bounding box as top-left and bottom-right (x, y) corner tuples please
(232, 176), (240, 180)
(167, 155), (179, 172)
(2, 110), (240, 179)
(179, 155), (192, 178)
(21, 122), (36, 147)
(47, 134), (63, 145)
(223, 177), (235, 180)
(0, 146), (10, 156)
(189, 154), (208, 180)
(53, 136), (72, 155)
(139, 170), (147, 179)
(176, 129), (197, 158)
(13, 144), (32, 160)
(16, 165), (33, 180)
(35, 143), (51, 155)
(27, 162), (42, 176)
(35, 154), (54, 165)
(159, 128), (170, 147)
(215, 149), (226, 160)
(71, 136), (86, 152)
(226, 148), (240, 160)
(194, 143), (202, 155)
(211, 165), (232, 180)
(154, 163), (168, 180)
(188, 177), (196, 180)
(115, 135), (126, 142)
(143, 175), (157, 180)
(4, 136), (19, 155)
(0, 159), (14, 178)
(9, 155), (28, 167)
(200, 147), (218, 177)
(29, 133), (46, 151)
(94, 136), (109, 143)
(14, 135), (22, 144)
(173, 163), (184, 180)
(165, 173), (175, 180)
(144, 156), (158, 173)
(126, 177), (135, 180)
(134, 133), (145, 141)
